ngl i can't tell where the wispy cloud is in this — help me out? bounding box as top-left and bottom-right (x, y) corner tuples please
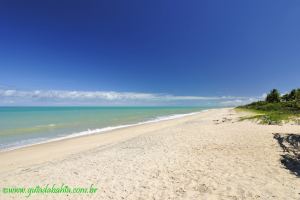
(0, 90), (157, 100)
(219, 93), (267, 106)
(0, 89), (261, 106)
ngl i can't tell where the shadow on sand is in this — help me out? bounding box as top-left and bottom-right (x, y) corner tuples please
(273, 133), (300, 177)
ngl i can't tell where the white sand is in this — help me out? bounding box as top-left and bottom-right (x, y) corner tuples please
(0, 108), (299, 200)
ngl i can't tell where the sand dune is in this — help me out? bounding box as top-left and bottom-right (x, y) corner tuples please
(0, 108), (299, 200)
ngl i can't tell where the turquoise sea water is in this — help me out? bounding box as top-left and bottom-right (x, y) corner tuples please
(0, 106), (211, 151)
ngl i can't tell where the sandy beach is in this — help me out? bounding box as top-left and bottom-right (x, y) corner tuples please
(0, 108), (299, 200)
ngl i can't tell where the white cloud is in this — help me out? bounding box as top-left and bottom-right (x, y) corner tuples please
(220, 96), (263, 106)
(0, 90), (150, 100)
(261, 93), (267, 99)
(0, 89), (260, 106)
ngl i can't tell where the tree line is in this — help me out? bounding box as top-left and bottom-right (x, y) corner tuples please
(266, 88), (300, 103)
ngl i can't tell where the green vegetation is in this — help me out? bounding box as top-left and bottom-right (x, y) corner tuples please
(237, 88), (300, 124)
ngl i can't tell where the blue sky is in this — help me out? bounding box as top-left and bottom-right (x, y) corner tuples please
(0, 0), (299, 105)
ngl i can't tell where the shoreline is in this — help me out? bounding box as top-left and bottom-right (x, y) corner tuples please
(0, 109), (211, 153)
(0, 108), (216, 173)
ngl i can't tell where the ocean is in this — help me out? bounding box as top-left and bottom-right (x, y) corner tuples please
(0, 106), (212, 151)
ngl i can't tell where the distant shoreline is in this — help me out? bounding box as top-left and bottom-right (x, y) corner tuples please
(0, 109), (208, 153)
(0, 108), (218, 172)
(0, 106), (213, 152)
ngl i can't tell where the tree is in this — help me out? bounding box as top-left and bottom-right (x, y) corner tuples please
(288, 89), (296, 101)
(296, 88), (300, 102)
(266, 89), (280, 103)
(286, 88), (300, 102)
(281, 93), (289, 102)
